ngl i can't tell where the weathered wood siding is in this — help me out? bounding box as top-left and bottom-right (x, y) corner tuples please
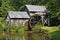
(10, 18), (29, 26)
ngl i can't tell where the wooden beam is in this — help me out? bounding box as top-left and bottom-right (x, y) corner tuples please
(43, 19), (47, 25)
(41, 16), (44, 26)
(47, 15), (50, 26)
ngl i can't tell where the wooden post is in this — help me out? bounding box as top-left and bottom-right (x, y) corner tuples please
(47, 15), (50, 26)
(41, 16), (44, 26)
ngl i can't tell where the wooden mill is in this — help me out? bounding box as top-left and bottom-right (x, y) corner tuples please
(25, 5), (50, 28)
(5, 5), (50, 31)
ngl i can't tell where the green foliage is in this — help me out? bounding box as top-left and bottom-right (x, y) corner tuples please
(0, 0), (2, 7)
(50, 30), (60, 40)
(10, 24), (27, 34)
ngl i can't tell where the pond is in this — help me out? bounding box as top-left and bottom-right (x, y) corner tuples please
(0, 31), (47, 40)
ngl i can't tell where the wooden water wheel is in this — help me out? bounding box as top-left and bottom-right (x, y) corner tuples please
(28, 16), (37, 31)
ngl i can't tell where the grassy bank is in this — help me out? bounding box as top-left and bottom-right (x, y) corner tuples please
(33, 25), (60, 40)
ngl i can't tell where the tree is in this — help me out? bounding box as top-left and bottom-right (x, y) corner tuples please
(0, 0), (15, 17)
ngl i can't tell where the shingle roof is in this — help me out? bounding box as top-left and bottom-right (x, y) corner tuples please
(8, 11), (30, 18)
(26, 5), (47, 12)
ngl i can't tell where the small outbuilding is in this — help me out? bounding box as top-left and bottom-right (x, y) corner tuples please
(6, 11), (30, 26)
(25, 5), (50, 26)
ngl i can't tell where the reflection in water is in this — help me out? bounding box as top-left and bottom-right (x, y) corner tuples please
(5, 32), (43, 40)
(27, 32), (42, 40)
(27, 32), (34, 40)
(6, 36), (25, 40)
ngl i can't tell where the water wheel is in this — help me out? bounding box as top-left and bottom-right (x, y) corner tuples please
(28, 17), (37, 31)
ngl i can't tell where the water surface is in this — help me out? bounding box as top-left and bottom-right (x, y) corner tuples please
(5, 32), (43, 40)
